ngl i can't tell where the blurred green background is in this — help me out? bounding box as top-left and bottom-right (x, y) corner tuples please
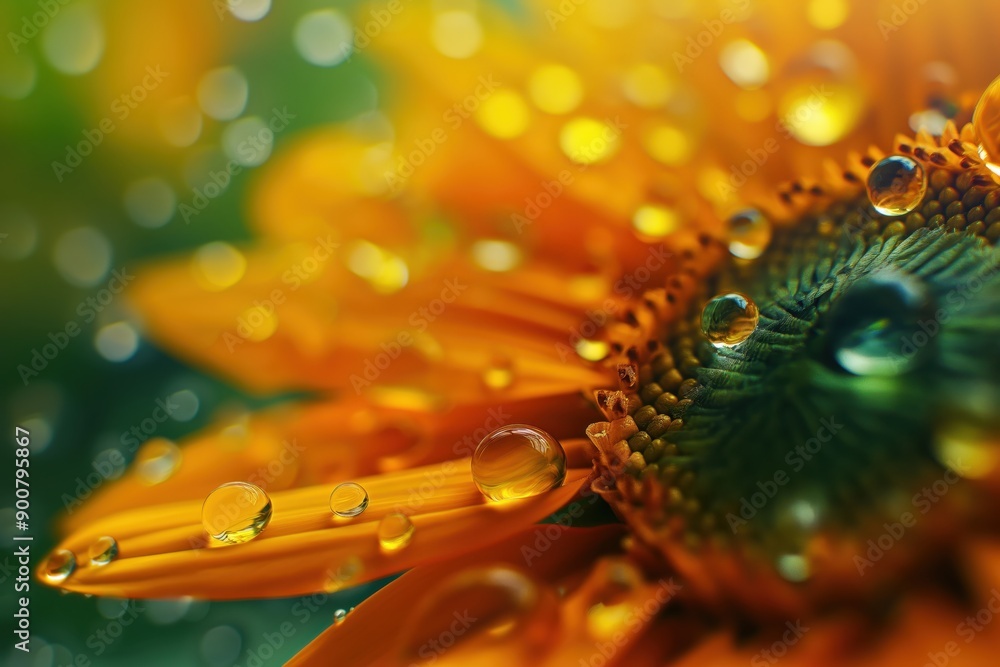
(0, 0), (407, 663)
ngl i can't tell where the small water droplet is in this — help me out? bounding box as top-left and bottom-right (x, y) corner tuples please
(827, 272), (934, 376)
(135, 438), (181, 485)
(575, 338), (609, 362)
(866, 155), (927, 216)
(933, 421), (999, 479)
(472, 425), (567, 502)
(323, 556), (363, 593)
(377, 512), (415, 552)
(88, 536), (119, 566)
(330, 482), (369, 518)
(43, 549), (76, 583)
(701, 293), (759, 348)
(974, 75), (1000, 179)
(333, 609), (348, 625)
(202, 482), (272, 544)
(776, 553), (811, 582)
(727, 209), (772, 259)
(585, 560), (644, 640)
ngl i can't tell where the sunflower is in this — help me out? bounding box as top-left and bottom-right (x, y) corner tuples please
(38, 0), (1000, 665)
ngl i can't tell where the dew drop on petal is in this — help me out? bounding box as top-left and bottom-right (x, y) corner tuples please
(584, 560), (644, 640)
(701, 293), (758, 348)
(727, 209), (772, 259)
(88, 536), (119, 566)
(324, 556), (363, 593)
(135, 438), (181, 485)
(42, 549), (76, 583)
(377, 512), (415, 552)
(827, 273), (934, 376)
(333, 609), (348, 625)
(202, 482), (272, 544)
(472, 425), (566, 502)
(973, 75), (1000, 179)
(330, 482), (369, 518)
(866, 156), (927, 216)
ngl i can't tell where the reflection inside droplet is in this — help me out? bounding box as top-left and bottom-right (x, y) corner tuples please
(472, 425), (566, 501)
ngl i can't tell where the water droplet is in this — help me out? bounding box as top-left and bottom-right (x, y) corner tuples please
(333, 609), (348, 625)
(560, 117), (621, 164)
(202, 482), (272, 544)
(528, 64), (583, 114)
(43, 549), (76, 583)
(933, 421), (999, 479)
(323, 556), (363, 592)
(632, 204), (679, 238)
(776, 554), (811, 582)
(397, 566), (557, 663)
(575, 338), (609, 362)
(472, 425), (567, 501)
(377, 512), (415, 552)
(482, 357), (514, 390)
(974, 75), (1000, 179)
(827, 272), (934, 376)
(701, 293), (759, 348)
(727, 209), (772, 259)
(94, 321), (140, 363)
(778, 80), (864, 146)
(88, 536), (119, 566)
(585, 560), (644, 640)
(866, 156), (927, 216)
(330, 482), (369, 518)
(135, 438), (181, 485)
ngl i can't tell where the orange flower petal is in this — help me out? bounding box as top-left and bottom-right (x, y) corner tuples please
(43, 463), (592, 600)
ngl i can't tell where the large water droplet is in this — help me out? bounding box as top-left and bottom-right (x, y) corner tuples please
(727, 209), (772, 259)
(397, 566), (558, 663)
(43, 549), (76, 583)
(202, 482), (272, 544)
(88, 536), (119, 566)
(973, 74), (1000, 179)
(135, 438), (181, 485)
(866, 156), (927, 216)
(827, 272), (934, 376)
(472, 425), (567, 501)
(330, 482), (369, 518)
(701, 293), (759, 348)
(377, 512), (415, 552)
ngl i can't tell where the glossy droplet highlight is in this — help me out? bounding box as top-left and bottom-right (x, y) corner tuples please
(202, 482), (272, 544)
(43, 549), (76, 583)
(973, 75), (1000, 179)
(472, 425), (567, 501)
(585, 560), (645, 640)
(88, 536), (119, 566)
(135, 438), (181, 485)
(330, 482), (369, 518)
(377, 512), (415, 552)
(333, 609), (348, 625)
(727, 209), (772, 259)
(701, 293), (759, 348)
(827, 272), (934, 376)
(866, 156), (927, 216)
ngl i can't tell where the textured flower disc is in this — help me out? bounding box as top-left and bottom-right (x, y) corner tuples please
(590, 130), (1000, 617)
